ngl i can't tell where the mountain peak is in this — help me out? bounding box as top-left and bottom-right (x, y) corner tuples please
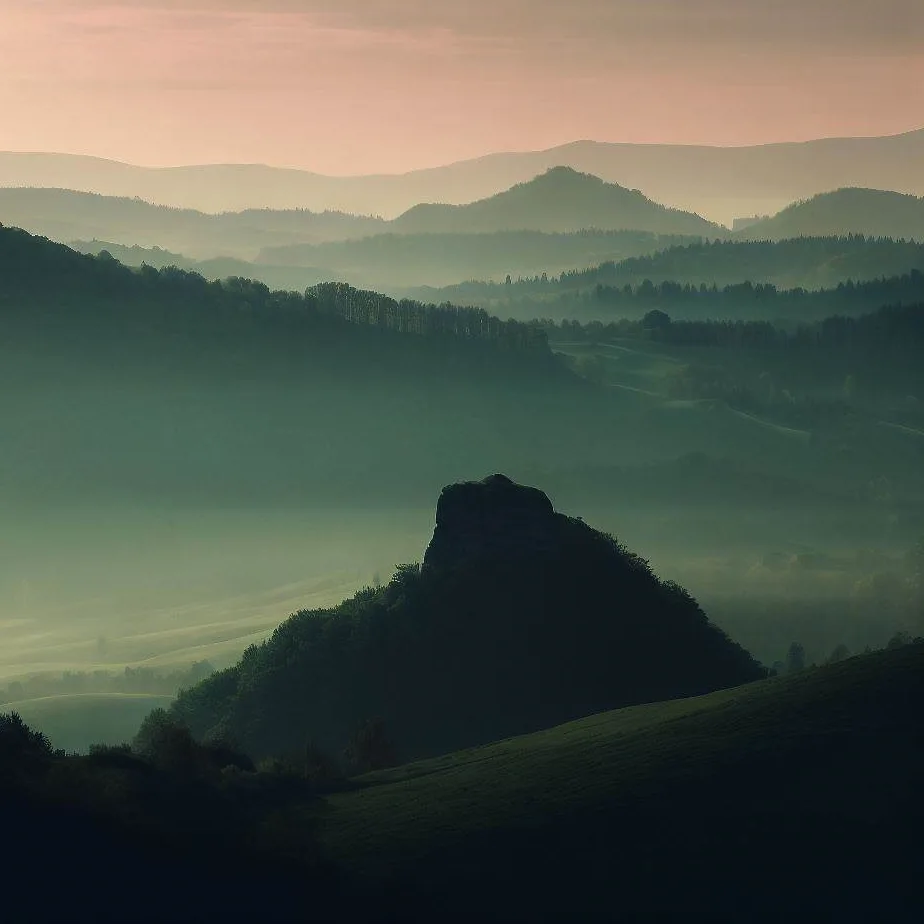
(393, 167), (718, 235)
(535, 165), (605, 183)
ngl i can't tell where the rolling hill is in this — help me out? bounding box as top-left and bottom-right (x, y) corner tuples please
(319, 641), (923, 921)
(255, 228), (702, 288)
(389, 167), (723, 236)
(0, 187), (384, 260)
(740, 188), (924, 242)
(2, 127), (922, 224)
(2, 173), (717, 275)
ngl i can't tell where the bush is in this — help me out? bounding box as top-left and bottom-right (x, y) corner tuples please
(87, 742), (144, 770)
(257, 741), (340, 782)
(344, 718), (396, 774)
(0, 712), (58, 782)
(132, 709), (199, 774)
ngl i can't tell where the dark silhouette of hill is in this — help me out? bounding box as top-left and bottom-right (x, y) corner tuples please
(323, 641), (924, 922)
(5, 640), (920, 921)
(171, 474), (763, 762)
(740, 188), (924, 241)
(3, 128), (922, 223)
(0, 713), (378, 922)
(390, 167), (722, 236)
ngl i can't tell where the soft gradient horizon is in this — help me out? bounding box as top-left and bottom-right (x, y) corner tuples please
(1, 0), (922, 175)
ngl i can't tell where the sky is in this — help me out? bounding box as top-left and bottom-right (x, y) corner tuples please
(1, 0), (922, 174)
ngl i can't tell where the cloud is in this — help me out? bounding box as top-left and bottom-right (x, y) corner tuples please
(31, 1), (924, 52)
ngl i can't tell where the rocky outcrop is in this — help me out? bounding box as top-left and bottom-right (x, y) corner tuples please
(423, 474), (559, 569)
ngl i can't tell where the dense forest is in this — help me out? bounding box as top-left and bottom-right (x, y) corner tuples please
(426, 236), (924, 298)
(0, 225), (552, 366)
(435, 267), (924, 323)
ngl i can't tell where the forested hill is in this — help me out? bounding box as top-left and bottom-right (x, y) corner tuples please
(556, 235), (924, 292)
(0, 224), (550, 367)
(0, 225), (626, 508)
(739, 188), (924, 242)
(391, 167), (723, 236)
(427, 261), (924, 324)
(421, 236), (924, 302)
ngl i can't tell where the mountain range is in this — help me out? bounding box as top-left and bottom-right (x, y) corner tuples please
(3, 127), (922, 225)
(0, 170), (718, 263)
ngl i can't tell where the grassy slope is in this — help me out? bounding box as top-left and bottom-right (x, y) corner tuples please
(316, 644), (923, 920)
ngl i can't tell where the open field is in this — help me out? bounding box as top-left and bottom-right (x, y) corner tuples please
(0, 505), (434, 686)
(5, 693), (173, 752)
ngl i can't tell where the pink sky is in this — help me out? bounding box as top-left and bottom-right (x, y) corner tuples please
(1, 0), (922, 174)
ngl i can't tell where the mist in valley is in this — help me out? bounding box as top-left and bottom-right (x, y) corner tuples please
(2, 4), (923, 919)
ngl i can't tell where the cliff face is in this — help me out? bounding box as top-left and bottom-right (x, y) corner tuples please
(423, 474), (559, 569)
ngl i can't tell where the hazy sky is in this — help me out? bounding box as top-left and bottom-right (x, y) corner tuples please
(1, 0), (922, 174)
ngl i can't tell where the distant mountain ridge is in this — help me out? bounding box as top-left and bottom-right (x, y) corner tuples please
(0, 174), (718, 273)
(2, 128), (922, 224)
(739, 188), (924, 241)
(0, 187), (384, 260)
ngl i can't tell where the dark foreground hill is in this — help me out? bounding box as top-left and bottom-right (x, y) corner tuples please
(321, 641), (924, 922)
(172, 475), (763, 761)
(4, 642), (921, 922)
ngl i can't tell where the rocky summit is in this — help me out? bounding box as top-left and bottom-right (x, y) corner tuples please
(423, 473), (558, 569)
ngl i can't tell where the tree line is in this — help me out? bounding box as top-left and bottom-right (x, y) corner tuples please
(306, 281), (548, 352)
